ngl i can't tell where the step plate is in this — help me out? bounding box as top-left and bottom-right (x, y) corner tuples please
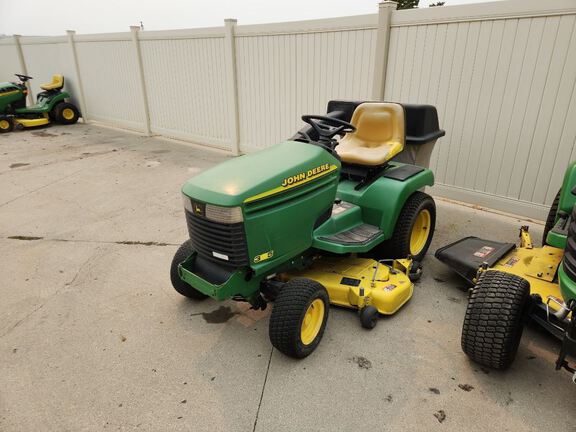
(319, 223), (382, 245)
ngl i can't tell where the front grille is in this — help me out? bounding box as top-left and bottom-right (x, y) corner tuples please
(563, 207), (576, 282)
(185, 210), (249, 267)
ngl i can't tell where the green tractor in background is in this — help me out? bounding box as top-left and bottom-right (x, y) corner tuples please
(170, 100), (445, 358)
(0, 74), (80, 133)
(436, 161), (576, 381)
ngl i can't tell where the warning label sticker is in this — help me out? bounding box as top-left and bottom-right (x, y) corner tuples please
(503, 256), (519, 268)
(384, 284), (396, 292)
(473, 246), (495, 258)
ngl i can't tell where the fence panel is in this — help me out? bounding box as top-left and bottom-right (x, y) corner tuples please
(0, 39), (21, 82)
(235, 15), (377, 152)
(19, 37), (82, 108)
(385, 0), (576, 219)
(74, 34), (145, 131)
(139, 28), (231, 150)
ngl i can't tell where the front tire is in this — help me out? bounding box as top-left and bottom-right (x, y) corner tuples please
(269, 278), (329, 358)
(461, 270), (530, 370)
(170, 240), (208, 300)
(0, 117), (14, 133)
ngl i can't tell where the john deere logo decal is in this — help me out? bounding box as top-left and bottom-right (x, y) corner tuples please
(244, 164), (337, 204)
(281, 163), (331, 187)
(191, 201), (205, 216)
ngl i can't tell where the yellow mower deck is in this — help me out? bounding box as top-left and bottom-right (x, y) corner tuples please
(284, 256), (414, 315)
(491, 245), (564, 313)
(14, 117), (50, 128)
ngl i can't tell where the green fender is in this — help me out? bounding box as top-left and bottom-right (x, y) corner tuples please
(546, 161), (576, 249)
(336, 163), (435, 238)
(558, 161), (576, 215)
(45, 91), (71, 111)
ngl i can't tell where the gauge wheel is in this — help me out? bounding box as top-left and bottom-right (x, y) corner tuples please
(170, 240), (208, 300)
(461, 270), (530, 370)
(269, 278), (329, 358)
(0, 117), (14, 133)
(55, 103), (80, 125)
(359, 305), (378, 329)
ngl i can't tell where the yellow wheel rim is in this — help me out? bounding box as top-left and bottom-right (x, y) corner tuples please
(300, 299), (325, 345)
(62, 108), (75, 120)
(0, 120), (9, 130)
(410, 209), (431, 256)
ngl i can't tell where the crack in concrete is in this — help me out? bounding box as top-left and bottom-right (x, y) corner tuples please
(3, 236), (178, 247)
(252, 347), (274, 432)
(0, 249), (97, 339)
(0, 168), (84, 209)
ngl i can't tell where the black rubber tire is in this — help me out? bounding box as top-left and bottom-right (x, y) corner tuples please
(269, 278), (329, 358)
(0, 117), (14, 133)
(408, 261), (423, 282)
(377, 192), (436, 262)
(542, 189), (560, 246)
(55, 102), (80, 125)
(359, 305), (378, 329)
(170, 240), (208, 300)
(461, 270), (530, 370)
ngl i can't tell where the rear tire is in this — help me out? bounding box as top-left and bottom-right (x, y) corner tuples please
(269, 278), (329, 358)
(0, 117), (14, 133)
(170, 240), (208, 300)
(461, 270), (530, 370)
(376, 192), (436, 262)
(55, 102), (80, 125)
(542, 189), (560, 246)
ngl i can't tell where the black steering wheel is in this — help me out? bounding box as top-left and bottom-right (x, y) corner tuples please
(15, 74), (33, 82)
(301, 115), (356, 144)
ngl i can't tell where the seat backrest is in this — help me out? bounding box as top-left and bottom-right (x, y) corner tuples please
(336, 102), (405, 166)
(350, 103), (404, 146)
(41, 74), (64, 91)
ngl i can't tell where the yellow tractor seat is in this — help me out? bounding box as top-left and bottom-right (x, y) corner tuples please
(40, 74), (64, 91)
(336, 102), (405, 166)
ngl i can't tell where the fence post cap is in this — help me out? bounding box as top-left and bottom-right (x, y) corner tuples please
(379, 1), (398, 9)
(224, 18), (237, 24)
(66, 30), (76, 35)
(129, 26), (141, 32)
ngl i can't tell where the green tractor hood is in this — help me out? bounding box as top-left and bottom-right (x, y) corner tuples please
(182, 140), (340, 206)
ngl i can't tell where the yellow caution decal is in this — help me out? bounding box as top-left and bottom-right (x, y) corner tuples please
(254, 250), (274, 263)
(245, 164), (337, 203)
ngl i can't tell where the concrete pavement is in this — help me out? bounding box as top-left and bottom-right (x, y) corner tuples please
(0, 124), (574, 432)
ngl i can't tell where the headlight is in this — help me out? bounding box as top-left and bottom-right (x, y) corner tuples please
(206, 204), (243, 224)
(182, 195), (243, 223)
(182, 194), (193, 213)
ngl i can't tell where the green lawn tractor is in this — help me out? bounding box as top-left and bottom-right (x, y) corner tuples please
(0, 74), (80, 133)
(436, 161), (576, 381)
(170, 100), (445, 358)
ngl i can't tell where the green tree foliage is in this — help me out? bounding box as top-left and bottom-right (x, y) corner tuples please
(397, 0), (419, 10)
(429, 1), (446, 6)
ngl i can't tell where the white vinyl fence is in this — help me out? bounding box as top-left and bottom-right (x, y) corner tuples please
(1, 0), (575, 220)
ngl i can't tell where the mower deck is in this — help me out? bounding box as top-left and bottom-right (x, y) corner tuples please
(284, 256), (414, 315)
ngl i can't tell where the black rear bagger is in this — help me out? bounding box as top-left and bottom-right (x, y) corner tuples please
(434, 237), (516, 284)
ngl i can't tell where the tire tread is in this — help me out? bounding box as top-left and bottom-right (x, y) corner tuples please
(461, 270), (530, 370)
